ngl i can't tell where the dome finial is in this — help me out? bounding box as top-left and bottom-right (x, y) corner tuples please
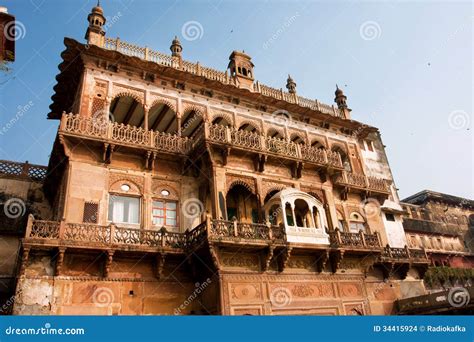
(85, 0), (106, 45)
(170, 35), (183, 58)
(286, 74), (297, 94)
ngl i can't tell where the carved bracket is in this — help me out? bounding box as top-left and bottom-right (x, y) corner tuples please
(103, 143), (115, 164)
(19, 247), (31, 276)
(278, 246), (292, 272)
(254, 154), (266, 172)
(55, 247), (66, 276)
(316, 250), (330, 273)
(331, 250), (345, 273)
(104, 250), (114, 278)
(291, 161), (304, 179)
(263, 245), (275, 272)
(155, 253), (166, 280)
(209, 244), (220, 271)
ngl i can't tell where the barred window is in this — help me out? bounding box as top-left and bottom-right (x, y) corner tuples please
(83, 202), (99, 223)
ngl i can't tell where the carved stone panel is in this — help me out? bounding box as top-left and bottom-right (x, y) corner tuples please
(338, 283), (363, 298)
(229, 283), (262, 302)
(221, 253), (260, 271)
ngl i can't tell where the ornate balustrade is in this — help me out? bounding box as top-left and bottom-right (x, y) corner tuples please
(60, 113), (191, 155)
(205, 123), (345, 169)
(102, 37), (344, 119)
(207, 219), (283, 243)
(380, 245), (429, 262)
(329, 228), (381, 250)
(230, 129), (262, 150)
(334, 171), (390, 194)
(0, 160), (48, 182)
(25, 216), (187, 251)
(265, 136), (298, 157)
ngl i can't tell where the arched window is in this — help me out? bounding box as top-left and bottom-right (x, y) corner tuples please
(181, 109), (203, 137)
(294, 199), (312, 228)
(336, 210), (345, 231)
(226, 184), (259, 223)
(290, 134), (305, 145)
(332, 145), (351, 172)
(109, 95), (145, 127)
(285, 202), (294, 226)
(212, 116), (231, 127)
(349, 212), (365, 233)
(311, 140), (325, 149)
(267, 128), (284, 139)
(147, 102), (178, 133)
(312, 206), (321, 229)
(238, 123), (259, 134)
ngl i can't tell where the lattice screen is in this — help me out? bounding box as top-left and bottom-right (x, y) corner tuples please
(83, 202), (99, 223)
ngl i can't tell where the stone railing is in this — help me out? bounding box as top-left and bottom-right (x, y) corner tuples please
(205, 123), (344, 168)
(24, 217), (286, 251)
(60, 113), (192, 155)
(25, 217), (187, 250)
(380, 245), (429, 262)
(329, 228), (381, 249)
(102, 37), (344, 119)
(207, 219), (284, 242)
(334, 171), (390, 194)
(0, 160), (48, 182)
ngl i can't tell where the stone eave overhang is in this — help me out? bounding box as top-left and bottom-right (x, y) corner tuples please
(402, 191), (474, 209)
(48, 38), (377, 136)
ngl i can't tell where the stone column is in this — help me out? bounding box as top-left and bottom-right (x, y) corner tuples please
(323, 188), (338, 230)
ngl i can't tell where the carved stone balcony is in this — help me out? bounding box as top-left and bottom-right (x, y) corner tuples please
(379, 245), (429, 264)
(333, 170), (391, 197)
(59, 113), (192, 157)
(206, 219), (285, 246)
(24, 216), (187, 254)
(328, 228), (382, 251)
(205, 123), (344, 170)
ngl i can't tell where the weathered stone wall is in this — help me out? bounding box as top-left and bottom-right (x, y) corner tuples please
(13, 252), (211, 315)
(0, 175), (52, 314)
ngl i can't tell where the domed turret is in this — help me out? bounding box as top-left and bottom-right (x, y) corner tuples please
(286, 74), (297, 94)
(85, 1), (106, 46)
(334, 85), (352, 119)
(170, 36), (183, 58)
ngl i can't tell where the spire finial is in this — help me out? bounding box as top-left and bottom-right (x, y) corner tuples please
(286, 74), (297, 94)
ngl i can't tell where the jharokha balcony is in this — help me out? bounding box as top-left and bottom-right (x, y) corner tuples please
(333, 170), (391, 197)
(206, 123), (344, 170)
(59, 113), (344, 171)
(24, 216), (383, 255)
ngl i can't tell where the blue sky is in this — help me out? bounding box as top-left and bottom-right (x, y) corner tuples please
(0, 0), (472, 200)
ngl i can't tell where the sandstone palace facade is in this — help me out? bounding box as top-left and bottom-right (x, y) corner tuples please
(1, 4), (472, 315)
